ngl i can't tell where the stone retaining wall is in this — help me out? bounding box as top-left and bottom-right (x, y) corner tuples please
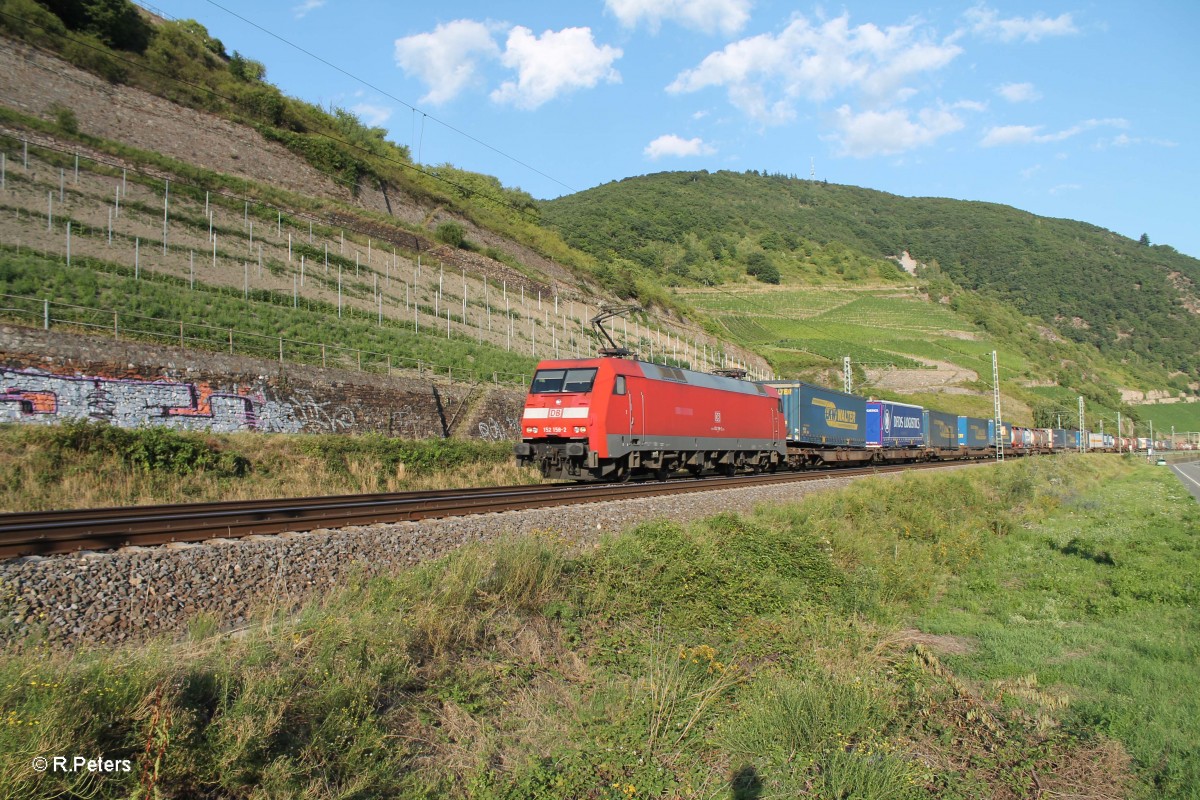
(0, 325), (525, 439)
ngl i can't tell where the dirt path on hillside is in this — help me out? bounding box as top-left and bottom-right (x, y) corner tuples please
(866, 358), (979, 394)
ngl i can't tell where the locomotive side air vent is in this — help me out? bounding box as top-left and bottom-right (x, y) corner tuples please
(660, 366), (687, 383)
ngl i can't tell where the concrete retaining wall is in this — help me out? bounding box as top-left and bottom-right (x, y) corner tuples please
(0, 325), (525, 440)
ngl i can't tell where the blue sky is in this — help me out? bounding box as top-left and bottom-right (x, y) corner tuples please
(141, 1), (1199, 258)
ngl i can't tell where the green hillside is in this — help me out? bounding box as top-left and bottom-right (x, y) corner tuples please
(0, 0), (584, 274)
(541, 171), (1200, 382)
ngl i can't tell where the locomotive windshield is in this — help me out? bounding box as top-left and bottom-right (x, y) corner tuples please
(530, 368), (598, 394)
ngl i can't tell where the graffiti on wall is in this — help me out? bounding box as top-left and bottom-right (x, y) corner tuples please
(282, 388), (357, 433)
(0, 367), (303, 433)
(476, 416), (521, 442)
(0, 367), (523, 439)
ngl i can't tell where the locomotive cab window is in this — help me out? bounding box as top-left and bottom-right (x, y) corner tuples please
(530, 368), (599, 394)
(614, 376), (626, 396)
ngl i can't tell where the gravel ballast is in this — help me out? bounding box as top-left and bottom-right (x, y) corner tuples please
(0, 472), (904, 647)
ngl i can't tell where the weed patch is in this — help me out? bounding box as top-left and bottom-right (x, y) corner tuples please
(0, 422), (528, 510)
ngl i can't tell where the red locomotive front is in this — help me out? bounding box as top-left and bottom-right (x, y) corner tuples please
(514, 357), (785, 481)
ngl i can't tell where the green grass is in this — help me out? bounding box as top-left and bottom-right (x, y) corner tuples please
(1129, 402), (1200, 438)
(3, 456), (1191, 798)
(918, 458), (1200, 799)
(681, 280), (1161, 431)
(683, 285), (1009, 375)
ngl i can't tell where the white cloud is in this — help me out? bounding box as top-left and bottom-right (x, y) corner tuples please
(1020, 164), (1042, 179)
(1049, 183), (1082, 194)
(980, 124), (1040, 146)
(606, 0), (752, 35)
(858, 38), (963, 103)
(997, 81), (1041, 102)
(394, 20), (501, 105)
(830, 105), (964, 157)
(981, 118), (1127, 147)
(395, 21), (623, 110)
(644, 134), (716, 159)
(951, 99), (988, 112)
(491, 27), (622, 110)
(351, 103), (392, 127)
(1103, 133), (1178, 148)
(667, 13), (962, 125)
(965, 5), (1078, 42)
(292, 0), (324, 19)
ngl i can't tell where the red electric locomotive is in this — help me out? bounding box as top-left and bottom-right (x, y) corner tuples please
(514, 357), (787, 481)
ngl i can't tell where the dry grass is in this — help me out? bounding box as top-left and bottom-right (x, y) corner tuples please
(0, 424), (535, 511)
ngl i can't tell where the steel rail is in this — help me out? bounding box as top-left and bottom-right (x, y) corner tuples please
(0, 460), (986, 559)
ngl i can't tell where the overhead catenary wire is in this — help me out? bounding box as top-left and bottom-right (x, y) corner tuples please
(191, 0), (577, 195)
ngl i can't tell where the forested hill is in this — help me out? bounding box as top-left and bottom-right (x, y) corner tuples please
(541, 171), (1200, 380)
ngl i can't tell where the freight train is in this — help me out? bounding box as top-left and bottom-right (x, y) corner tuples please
(513, 355), (1149, 482)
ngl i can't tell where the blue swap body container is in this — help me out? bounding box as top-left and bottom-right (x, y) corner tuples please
(866, 400), (925, 447)
(924, 409), (959, 449)
(761, 381), (867, 447)
(957, 416), (991, 449)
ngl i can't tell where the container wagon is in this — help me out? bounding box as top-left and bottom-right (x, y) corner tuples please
(924, 410), (959, 451)
(958, 416), (993, 451)
(761, 381), (872, 468)
(866, 401), (925, 448)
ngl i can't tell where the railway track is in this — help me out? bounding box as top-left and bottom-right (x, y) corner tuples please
(0, 460), (989, 559)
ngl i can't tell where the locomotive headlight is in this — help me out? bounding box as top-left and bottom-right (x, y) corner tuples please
(526, 426), (538, 434)
(574, 426), (587, 433)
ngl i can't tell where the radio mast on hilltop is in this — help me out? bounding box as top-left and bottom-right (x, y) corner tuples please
(810, 157), (815, 180)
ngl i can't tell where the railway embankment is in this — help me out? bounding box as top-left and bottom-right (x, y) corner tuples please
(0, 471), (868, 646)
(3, 455), (1195, 798)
